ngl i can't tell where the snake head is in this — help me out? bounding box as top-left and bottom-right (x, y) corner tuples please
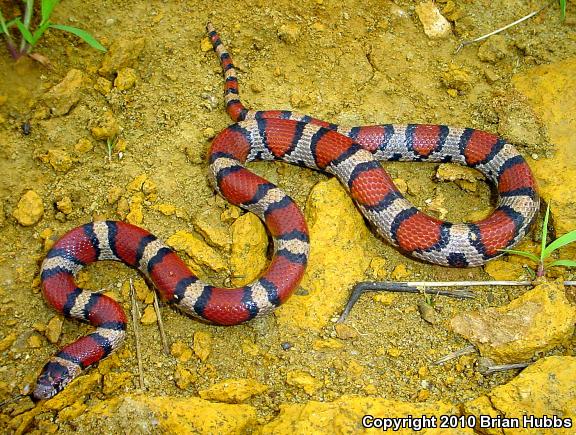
(32, 359), (77, 401)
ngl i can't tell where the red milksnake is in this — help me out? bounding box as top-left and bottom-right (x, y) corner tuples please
(32, 23), (539, 400)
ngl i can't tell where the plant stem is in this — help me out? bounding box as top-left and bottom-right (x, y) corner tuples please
(19, 0), (34, 53)
(0, 8), (20, 59)
(455, 2), (552, 54)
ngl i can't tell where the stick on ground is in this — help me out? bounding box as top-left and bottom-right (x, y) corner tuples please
(130, 279), (145, 390)
(153, 291), (170, 355)
(455, 2), (552, 54)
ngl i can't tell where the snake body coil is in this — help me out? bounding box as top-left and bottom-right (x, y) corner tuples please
(33, 23), (538, 400)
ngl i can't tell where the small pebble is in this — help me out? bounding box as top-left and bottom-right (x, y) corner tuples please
(45, 316), (63, 343)
(281, 342), (293, 350)
(140, 305), (157, 325)
(418, 300), (438, 325)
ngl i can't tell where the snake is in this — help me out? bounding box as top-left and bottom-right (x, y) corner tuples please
(31, 23), (539, 400)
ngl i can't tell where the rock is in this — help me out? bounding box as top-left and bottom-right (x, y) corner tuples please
(74, 137), (94, 153)
(463, 356), (576, 433)
(166, 230), (227, 273)
(200, 37), (212, 52)
(369, 257), (387, 280)
(91, 110), (120, 140)
(278, 22), (301, 44)
(127, 174), (157, 198)
(99, 38), (145, 77)
(393, 178), (408, 195)
(274, 178), (371, 331)
(42, 69), (84, 116)
(450, 281), (576, 362)
(76, 395), (257, 433)
(373, 292), (397, 306)
(103, 371), (132, 395)
(286, 370), (322, 394)
(114, 67), (137, 90)
(57, 400), (87, 421)
(260, 397), (465, 433)
(56, 196), (73, 215)
(194, 330), (212, 362)
(27, 334), (42, 348)
(436, 163), (484, 192)
(241, 340), (260, 356)
(484, 260), (525, 280)
(512, 58), (576, 261)
(193, 209), (231, 252)
(174, 365), (196, 390)
(347, 359), (364, 377)
(417, 300), (439, 324)
(221, 205), (242, 223)
(442, 66), (472, 94)
(39, 148), (74, 173)
(13, 190), (44, 226)
(312, 338), (344, 350)
(0, 332), (17, 351)
(126, 193), (144, 225)
(415, 1), (452, 39)
(170, 340), (193, 362)
(45, 316), (63, 344)
(477, 35), (511, 64)
(43, 372), (102, 411)
(334, 323), (359, 340)
(199, 379), (268, 403)
(129, 278), (151, 302)
(426, 193), (448, 220)
(140, 305), (157, 325)
(156, 203), (176, 216)
(94, 76), (112, 95)
(230, 213), (268, 286)
(391, 263), (410, 280)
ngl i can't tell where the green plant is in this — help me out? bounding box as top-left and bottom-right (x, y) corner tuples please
(502, 205), (576, 278)
(106, 135), (118, 162)
(559, 0), (567, 20)
(0, 0), (105, 60)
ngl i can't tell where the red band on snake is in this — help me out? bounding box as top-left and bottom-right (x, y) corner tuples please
(33, 23), (539, 400)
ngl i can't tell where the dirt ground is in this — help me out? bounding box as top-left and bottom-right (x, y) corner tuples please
(0, 0), (575, 432)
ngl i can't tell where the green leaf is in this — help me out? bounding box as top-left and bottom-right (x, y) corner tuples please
(15, 18), (35, 45)
(5, 19), (19, 28)
(499, 249), (540, 263)
(49, 23), (106, 52)
(542, 230), (576, 258)
(540, 204), (551, 261)
(41, 0), (60, 24)
(559, 0), (567, 21)
(548, 259), (576, 268)
(31, 20), (52, 45)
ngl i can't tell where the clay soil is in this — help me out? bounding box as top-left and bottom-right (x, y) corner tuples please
(0, 0), (575, 432)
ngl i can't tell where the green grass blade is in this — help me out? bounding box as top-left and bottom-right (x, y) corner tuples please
(49, 23), (106, 51)
(0, 9), (8, 34)
(31, 20), (52, 45)
(559, 0), (567, 21)
(15, 18), (35, 45)
(5, 19), (19, 28)
(548, 259), (576, 268)
(41, 0), (61, 23)
(540, 205), (551, 260)
(543, 230), (576, 258)
(499, 249), (540, 263)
